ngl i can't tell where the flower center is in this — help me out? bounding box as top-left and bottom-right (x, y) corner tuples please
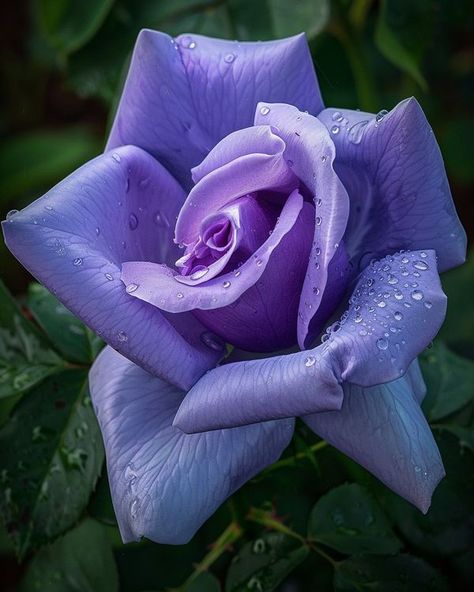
(174, 194), (276, 286)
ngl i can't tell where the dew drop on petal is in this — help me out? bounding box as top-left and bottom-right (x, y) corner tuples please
(260, 106), (270, 116)
(128, 213), (138, 230)
(126, 283), (139, 294)
(376, 337), (389, 350)
(413, 260), (429, 271)
(411, 290), (424, 301)
(73, 257), (83, 266)
(305, 355), (316, 367)
(223, 280), (231, 288)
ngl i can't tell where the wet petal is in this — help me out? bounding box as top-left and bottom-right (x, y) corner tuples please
(318, 98), (466, 273)
(89, 346), (294, 543)
(174, 250), (445, 431)
(107, 30), (323, 189)
(121, 188), (304, 313)
(2, 146), (221, 390)
(254, 102), (350, 348)
(303, 369), (444, 513)
(175, 126), (296, 245)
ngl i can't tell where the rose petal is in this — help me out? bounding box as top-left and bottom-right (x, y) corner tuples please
(303, 367), (443, 513)
(89, 346), (294, 543)
(317, 98), (466, 273)
(173, 250), (445, 431)
(2, 146), (221, 389)
(107, 30), (323, 189)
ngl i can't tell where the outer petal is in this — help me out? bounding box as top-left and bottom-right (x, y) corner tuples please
(174, 250), (446, 432)
(254, 103), (351, 348)
(2, 146), (221, 390)
(107, 30), (323, 189)
(303, 370), (444, 513)
(121, 188), (304, 313)
(317, 98), (466, 273)
(89, 347), (294, 544)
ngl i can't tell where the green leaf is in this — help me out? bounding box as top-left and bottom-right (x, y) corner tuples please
(225, 533), (309, 592)
(269, 0), (329, 39)
(20, 518), (118, 592)
(375, 0), (427, 91)
(307, 483), (401, 555)
(334, 554), (448, 591)
(420, 341), (474, 421)
(186, 572), (221, 592)
(439, 252), (474, 352)
(0, 127), (101, 203)
(27, 283), (103, 364)
(35, 0), (116, 56)
(0, 370), (104, 558)
(0, 279), (64, 400)
(88, 472), (117, 527)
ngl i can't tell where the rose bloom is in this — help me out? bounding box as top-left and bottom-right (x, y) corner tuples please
(2, 30), (466, 544)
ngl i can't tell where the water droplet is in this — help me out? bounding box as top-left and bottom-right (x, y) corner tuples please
(259, 105), (270, 116)
(354, 313), (362, 323)
(112, 152), (121, 163)
(105, 273), (113, 281)
(181, 36), (196, 49)
(375, 109), (389, 123)
(224, 52), (235, 63)
(223, 280), (231, 288)
(190, 267), (209, 280)
(316, 216), (322, 225)
(252, 538), (266, 554)
(414, 465), (421, 473)
(424, 301), (433, 309)
(332, 111), (343, 122)
(376, 337), (389, 350)
(305, 356), (316, 367)
(73, 257), (83, 266)
(394, 311), (403, 321)
(387, 274), (398, 285)
(176, 292), (184, 299)
(315, 247), (321, 256)
(256, 259), (263, 266)
(401, 256), (409, 264)
(331, 125), (340, 135)
(413, 260), (428, 271)
(320, 155), (327, 163)
(234, 270), (241, 277)
(377, 301), (387, 308)
(154, 211), (169, 228)
(130, 498), (139, 518)
(95, 227), (100, 236)
(394, 289), (403, 300)
(128, 213), (138, 230)
(348, 119), (369, 144)
(6, 209), (19, 219)
(117, 331), (128, 342)
(411, 289), (424, 301)
(200, 331), (225, 351)
(126, 283), (139, 294)
(247, 576), (263, 591)
(420, 251), (427, 258)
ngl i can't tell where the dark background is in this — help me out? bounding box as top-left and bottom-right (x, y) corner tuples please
(0, 1), (473, 591)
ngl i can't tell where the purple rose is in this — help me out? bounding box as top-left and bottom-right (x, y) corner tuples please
(2, 30), (466, 545)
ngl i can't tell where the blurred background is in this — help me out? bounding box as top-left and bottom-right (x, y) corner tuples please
(1, 1), (473, 591)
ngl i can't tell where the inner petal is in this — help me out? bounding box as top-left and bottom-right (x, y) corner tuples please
(174, 194), (276, 286)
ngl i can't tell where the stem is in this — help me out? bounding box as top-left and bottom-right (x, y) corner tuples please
(247, 508), (338, 568)
(176, 522), (242, 590)
(257, 440), (328, 479)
